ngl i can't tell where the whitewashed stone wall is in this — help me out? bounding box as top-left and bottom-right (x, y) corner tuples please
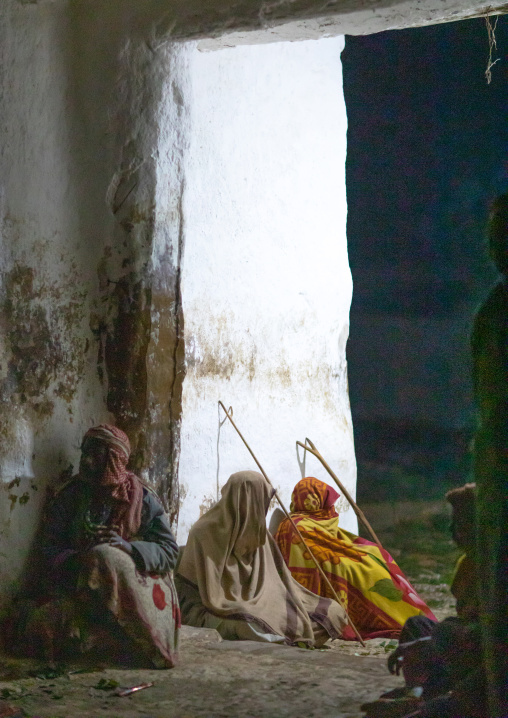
(178, 38), (357, 539)
(0, 0), (496, 603)
(0, 10), (356, 602)
(0, 1), (109, 603)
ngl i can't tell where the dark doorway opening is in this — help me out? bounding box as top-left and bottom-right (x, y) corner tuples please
(342, 17), (508, 506)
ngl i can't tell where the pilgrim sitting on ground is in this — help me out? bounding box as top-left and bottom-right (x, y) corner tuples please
(274, 477), (436, 641)
(362, 483), (486, 718)
(175, 470), (347, 646)
(9, 424), (180, 668)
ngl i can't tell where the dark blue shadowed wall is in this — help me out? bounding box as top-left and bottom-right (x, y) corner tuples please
(342, 17), (508, 500)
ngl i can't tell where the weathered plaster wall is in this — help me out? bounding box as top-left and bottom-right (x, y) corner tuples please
(0, 3), (357, 597)
(0, 0), (107, 603)
(3, 0), (495, 598)
(64, 9), (194, 516)
(178, 38), (357, 539)
(72, 0), (508, 48)
(0, 2), (195, 601)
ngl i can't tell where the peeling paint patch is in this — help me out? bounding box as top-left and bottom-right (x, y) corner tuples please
(0, 257), (90, 481)
(1, 262), (87, 413)
(336, 495), (352, 515)
(171, 481), (188, 535)
(186, 327), (347, 415)
(269, 486), (282, 512)
(2, 476), (35, 513)
(199, 493), (216, 516)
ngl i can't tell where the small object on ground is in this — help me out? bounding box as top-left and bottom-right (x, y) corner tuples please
(115, 682), (154, 697)
(382, 688), (423, 699)
(0, 700), (25, 718)
(67, 668), (89, 676)
(94, 678), (120, 691)
(29, 666), (65, 680)
(380, 639), (399, 653)
(361, 687), (423, 717)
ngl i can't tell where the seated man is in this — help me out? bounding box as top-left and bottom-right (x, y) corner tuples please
(175, 471), (347, 646)
(362, 483), (486, 718)
(274, 477), (436, 640)
(11, 424), (180, 668)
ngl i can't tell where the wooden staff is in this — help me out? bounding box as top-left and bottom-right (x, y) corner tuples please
(296, 438), (383, 550)
(218, 401), (366, 646)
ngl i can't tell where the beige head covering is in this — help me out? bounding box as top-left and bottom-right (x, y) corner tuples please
(177, 470), (347, 644)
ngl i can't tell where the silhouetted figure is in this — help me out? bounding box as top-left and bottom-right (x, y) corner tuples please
(361, 484), (486, 718)
(471, 193), (508, 718)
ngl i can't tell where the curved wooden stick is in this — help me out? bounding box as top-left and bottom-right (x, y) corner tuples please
(297, 438), (383, 550)
(218, 401), (366, 646)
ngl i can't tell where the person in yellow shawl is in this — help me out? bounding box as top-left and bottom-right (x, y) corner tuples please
(274, 477), (436, 640)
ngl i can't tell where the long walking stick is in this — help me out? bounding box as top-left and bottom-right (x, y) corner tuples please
(218, 401), (366, 646)
(296, 438), (383, 550)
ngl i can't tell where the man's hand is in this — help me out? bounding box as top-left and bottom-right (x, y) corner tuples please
(388, 637), (433, 687)
(94, 527), (133, 555)
(387, 644), (405, 676)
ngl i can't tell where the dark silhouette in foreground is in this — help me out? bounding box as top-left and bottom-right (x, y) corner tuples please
(471, 193), (508, 718)
(361, 483), (485, 718)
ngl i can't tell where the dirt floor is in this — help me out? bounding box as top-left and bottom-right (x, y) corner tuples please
(0, 503), (457, 718)
(0, 629), (406, 718)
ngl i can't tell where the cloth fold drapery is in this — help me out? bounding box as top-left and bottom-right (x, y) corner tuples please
(177, 470), (347, 645)
(275, 477), (437, 640)
(15, 545), (180, 667)
(83, 545), (180, 667)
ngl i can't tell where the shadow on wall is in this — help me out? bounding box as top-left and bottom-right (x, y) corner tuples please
(0, 439), (78, 604)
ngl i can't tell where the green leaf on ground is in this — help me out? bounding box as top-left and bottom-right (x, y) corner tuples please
(1, 687), (23, 699)
(426, 598), (445, 608)
(384, 640), (399, 652)
(95, 678), (120, 690)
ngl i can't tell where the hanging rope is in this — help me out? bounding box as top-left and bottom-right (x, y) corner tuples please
(485, 10), (500, 84)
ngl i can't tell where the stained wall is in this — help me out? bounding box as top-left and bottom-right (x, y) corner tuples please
(0, 1), (108, 603)
(1, 0), (493, 600)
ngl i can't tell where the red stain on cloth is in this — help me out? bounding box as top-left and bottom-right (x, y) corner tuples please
(152, 583), (167, 610)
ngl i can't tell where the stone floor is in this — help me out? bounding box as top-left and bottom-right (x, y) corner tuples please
(0, 505), (457, 717)
(0, 628), (404, 718)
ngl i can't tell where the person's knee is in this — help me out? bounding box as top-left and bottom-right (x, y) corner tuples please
(399, 615), (435, 643)
(85, 543), (129, 563)
(81, 544), (134, 579)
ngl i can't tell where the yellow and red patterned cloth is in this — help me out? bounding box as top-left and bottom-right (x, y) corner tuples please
(274, 477), (437, 640)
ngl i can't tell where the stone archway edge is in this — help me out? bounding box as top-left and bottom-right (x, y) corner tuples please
(72, 1), (508, 48)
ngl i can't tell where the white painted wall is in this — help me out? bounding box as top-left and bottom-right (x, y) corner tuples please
(178, 38), (357, 540)
(0, 1), (108, 603)
(0, 7), (357, 604)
